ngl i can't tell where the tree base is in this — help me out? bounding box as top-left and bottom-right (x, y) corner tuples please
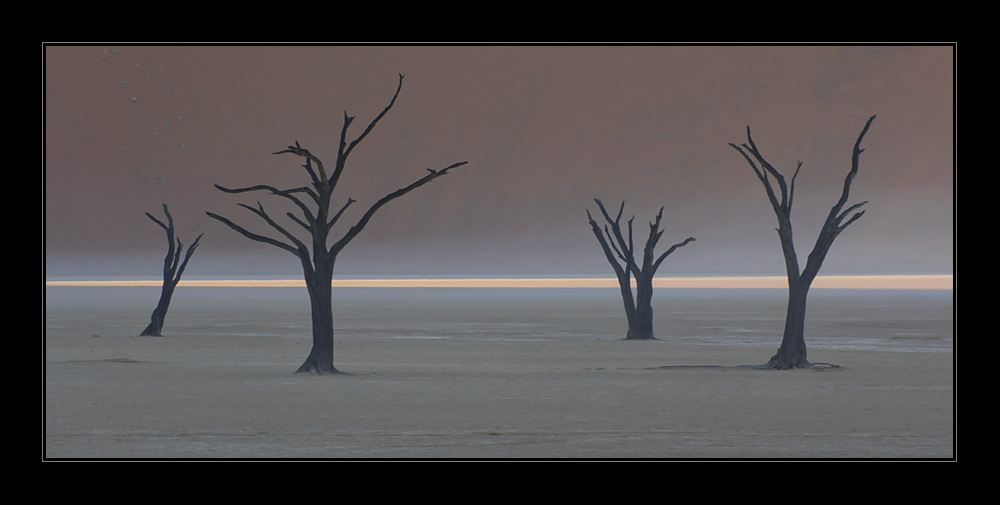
(764, 357), (809, 370)
(295, 359), (341, 375)
(624, 335), (657, 341)
(625, 327), (656, 340)
(139, 313), (164, 337)
(758, 359), (842, 371)
(138, 325), (163, 337)
(764, 344), (811, 370)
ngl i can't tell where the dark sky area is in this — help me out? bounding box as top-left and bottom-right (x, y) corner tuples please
(45, 45), (954, 278)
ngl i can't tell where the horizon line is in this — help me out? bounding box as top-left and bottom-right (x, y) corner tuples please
(46, 274), (953, 290)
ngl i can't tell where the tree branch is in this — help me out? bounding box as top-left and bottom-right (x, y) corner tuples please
(286, 211), (312, 233)
(344, 73), (404, 161)
(828, 114), (876, 220)
(626, 216), (635, 263)
(239, 202), (311, 257)
(731, 124), (793, 215)
(214, 183), (318, 226)
(206, 210), (304, 258)
(802, 115), (876, 285)
(173, 233), (204, 283)
(605, 225), (628, 264)
(147, 204), (177, 279)
(333, 112), (354, 188)
(331, 160), (468, 254)
(594, 199), (637, 273)
(326, 198), (356, 234)
(145, 210), (170, 233)
(331, 73), (405, 188)
(788, 161), (802, 212)
(652, 236), (696, 272)
(837, 210), (866, 231)
(273, 141), (326, 185)
(587, 208), (629, 281)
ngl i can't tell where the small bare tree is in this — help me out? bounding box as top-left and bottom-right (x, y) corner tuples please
(730, 115), (876, 369)
(206, 74), (467, 374)
(587, 199), (695, 340)
(140, 204), (203, 336)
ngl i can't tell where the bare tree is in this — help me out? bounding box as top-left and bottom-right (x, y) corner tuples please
(206, 74), (468, 374)
(140, 204), (203, 337)
(587, 199), (695, 340)
(730, 115), (876, 369)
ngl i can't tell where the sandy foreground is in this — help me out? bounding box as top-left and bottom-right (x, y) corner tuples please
(44, 286), (954, 460)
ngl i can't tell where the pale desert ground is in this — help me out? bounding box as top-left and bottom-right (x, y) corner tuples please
(44, 285), (954, 460)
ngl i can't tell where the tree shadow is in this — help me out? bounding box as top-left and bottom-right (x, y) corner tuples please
(643, 363), (843, 371)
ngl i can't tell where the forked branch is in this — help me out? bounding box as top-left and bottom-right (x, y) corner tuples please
(206, 210), (304, 258)
(273, 141), (326, 185)
(828, 114), (877, 225)
(326, 197), (356, 234)
(331, 73), (406, 187)
(594, 199), (637, 273)
(586, 208), (629, 281)
(145, 204), (203, 283)
(589, 200), (694, 277)
(214, 183), (318, 223)
(331, 160), (468, 254)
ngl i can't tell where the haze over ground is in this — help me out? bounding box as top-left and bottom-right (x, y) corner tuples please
(45, 45), (954, 279)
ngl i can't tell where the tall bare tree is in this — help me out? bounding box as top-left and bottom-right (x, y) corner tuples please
(140, 204), (203, 337)
(730, 115), (876, 369)
(206, 74), (468, 374)
(587, 199), (695, 340)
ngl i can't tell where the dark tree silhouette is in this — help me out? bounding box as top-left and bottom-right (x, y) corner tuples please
(587, 199), (695, 340)
(140, 204), (203, 337)
(206, 74), (468, 374)
(730, 115), (876, 369)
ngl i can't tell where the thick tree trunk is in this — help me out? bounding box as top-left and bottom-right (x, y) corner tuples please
(612, 271), (643, 340)
(625, 313), (654, 340)
(296, 292), (337, 374)
(296, 267), (338, 374)
(767, 283), (811, 369)
(627, 272), (656, 340)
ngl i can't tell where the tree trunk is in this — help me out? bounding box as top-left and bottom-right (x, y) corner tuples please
(766, 282), (811, 369)
(627, 271), (656, 340)
(296, 266), (338, 374)
(139, 284), (176, 336)
(625, 313), (654, 340)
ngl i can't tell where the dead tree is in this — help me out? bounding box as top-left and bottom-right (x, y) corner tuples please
(206, 74), (468, 374)
(140, 204), (203, 336)
(730, 115), (876, 369)
(587, 199), (695, 340)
